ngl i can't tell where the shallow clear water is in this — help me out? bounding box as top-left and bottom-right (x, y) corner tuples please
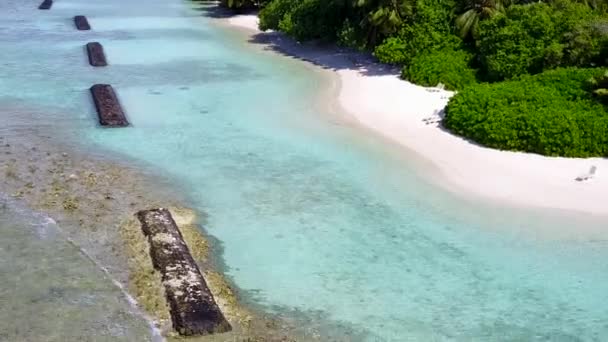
(2, 0), (608, 340)
(0, 196), (152, 341)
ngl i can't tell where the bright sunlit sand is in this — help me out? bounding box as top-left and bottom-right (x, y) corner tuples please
(227, 14), (608, 216)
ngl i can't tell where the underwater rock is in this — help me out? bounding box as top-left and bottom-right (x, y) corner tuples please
(38, 0), (52, 10)
(89, 84), (129, 127)
(74, 15), (91, 30)
(86, 42), (107, 67)
(136, 208), (231, 336)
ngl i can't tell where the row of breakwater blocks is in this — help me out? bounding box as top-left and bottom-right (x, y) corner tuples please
(39, 3), (120, 126)
(38, 2), (233, 337)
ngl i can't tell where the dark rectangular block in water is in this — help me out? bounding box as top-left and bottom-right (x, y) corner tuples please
(74, 15), (91, 30)
(89, 84), (129, 127)
(86, 42), (107, 67)
(38, 0), (52, 10)
(136, 209), (231, 336)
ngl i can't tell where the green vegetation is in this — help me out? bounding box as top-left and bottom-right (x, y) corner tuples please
(220, 0), (608, 157)
(589, 70), (608, 102)
(220, 0), (268, 11)
(444, 68), (608, 157)
(477, 2), (605, 81)
(402, 48), (476, 90)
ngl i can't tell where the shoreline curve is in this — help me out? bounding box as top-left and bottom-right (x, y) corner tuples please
(221, 13), (608, 217)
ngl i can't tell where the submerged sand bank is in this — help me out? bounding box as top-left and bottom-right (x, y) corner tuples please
(0, 106), (330, 341)
(223, 14), (608, 217)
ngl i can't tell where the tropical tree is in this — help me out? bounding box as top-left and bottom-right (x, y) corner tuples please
(455, 0), (505, 40)
(220, 0), (266, 9)
(355, 0), (414, 46)
(571, 0), (608, 12)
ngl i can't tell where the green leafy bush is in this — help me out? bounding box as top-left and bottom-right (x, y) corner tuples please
(562, 20), (608, 67)
(290, 0), (347, 41)
(444, 68), (608, 157)
(220, 0), (271, 10)
(476, 4), (558, 80)
(401, 49), (477, 90)
(476, 2), (603, 81)
(373, 37), (410, 64)
(589, 70), (608, 103)
(374, 0), (461, 65)
(337, 19), (365, 50)
(260, 0), (348, 41)
(259, 0), (296, 31)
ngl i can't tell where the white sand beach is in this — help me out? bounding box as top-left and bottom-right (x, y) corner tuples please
(224, 14), (608, 217)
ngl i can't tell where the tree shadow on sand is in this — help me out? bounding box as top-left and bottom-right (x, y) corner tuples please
(197, 5), (398, 77)
(247, 31), (398, 77)
(194, 3), (235, 18)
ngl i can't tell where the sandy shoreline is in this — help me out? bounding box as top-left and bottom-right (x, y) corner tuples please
(225, 14), (608, 217)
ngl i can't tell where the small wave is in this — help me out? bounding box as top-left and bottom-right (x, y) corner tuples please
(0, 192), (164, 341)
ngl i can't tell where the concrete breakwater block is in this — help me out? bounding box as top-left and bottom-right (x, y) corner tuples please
(74, 15), (91, 30)
(136, 208), (231, 336)
(86, 42), (107, 67)
(90, 84), (129, 127)
(38, 0), (52, 10)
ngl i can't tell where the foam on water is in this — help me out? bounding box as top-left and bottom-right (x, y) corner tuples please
(0, 195), (155, 341)
(2, 0), (608, 340)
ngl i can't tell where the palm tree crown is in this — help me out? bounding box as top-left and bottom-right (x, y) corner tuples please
(356, 0), (414, 45)
(456, 0), (505, 39)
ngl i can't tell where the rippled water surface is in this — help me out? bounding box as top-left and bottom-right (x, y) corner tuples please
(0, 197), (152, 341)
(2, 0), (608, 340)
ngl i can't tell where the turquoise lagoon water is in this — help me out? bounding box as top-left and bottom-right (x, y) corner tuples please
(2, 0), (608, 340)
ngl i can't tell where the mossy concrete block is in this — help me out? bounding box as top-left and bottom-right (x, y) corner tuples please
(136, 208), (231, 336)
(90, 84), (129, 127)
(74, 15), (91, 30)
(86, 42), (107, 67)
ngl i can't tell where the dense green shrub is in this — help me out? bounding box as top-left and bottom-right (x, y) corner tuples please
(220, 0), (270, 10)
(259, 0), (296, 31)
(401, 49), (477, 90)
(476, 4), (560, 80)
(562, 20), (608, 66)
(291, 0), (347, 40)
(260, 0), (348, 41)
(444, 68), (608, 157)
(337, 18), (366, 49)
(589, 70), (608, 102)
(373, 37), (410, 64)
(476, 2), (604, 81)
(374, 0), (461, 65)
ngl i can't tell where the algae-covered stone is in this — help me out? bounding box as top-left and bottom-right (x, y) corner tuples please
(86, 42), (107, 67)
(90, 84), (129, 127)
(74, 15), (91, 30)
(136, 208), (231, 336)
